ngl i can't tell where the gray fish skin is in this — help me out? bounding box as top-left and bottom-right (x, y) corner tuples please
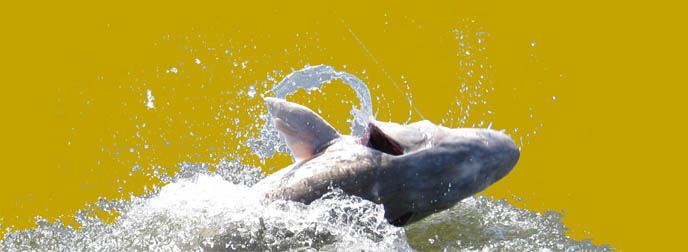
(254, 97), (520, 226)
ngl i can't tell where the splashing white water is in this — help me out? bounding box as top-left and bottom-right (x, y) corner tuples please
(2, 66), (614, 252)
(1, 160), (410, 251)
(0, 161), (611, 252)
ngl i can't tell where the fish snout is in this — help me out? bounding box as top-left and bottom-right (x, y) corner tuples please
(421, 128), (520, 197)
(481, 129), (519, 183)
(386, 128), (520, 203)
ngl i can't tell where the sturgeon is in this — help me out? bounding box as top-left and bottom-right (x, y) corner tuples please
(254, 97), (519, 226)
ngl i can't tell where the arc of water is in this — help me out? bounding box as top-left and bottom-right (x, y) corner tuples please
(251, 65), (373, 159)
(268, 64), (373, 137)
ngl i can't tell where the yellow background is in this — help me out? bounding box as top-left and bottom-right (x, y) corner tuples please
(2, 1), (686, 250)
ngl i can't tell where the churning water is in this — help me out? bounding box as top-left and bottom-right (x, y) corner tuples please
(1, 66), (613, 251)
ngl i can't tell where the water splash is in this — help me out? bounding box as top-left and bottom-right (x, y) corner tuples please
(0, 168), (613, 251)
(407, 196), (614, 251)
(249, 65), (374, 159)
(2, 65), (613, 251)
(1, 160), (410, 251)
(145, 89), (155, 110)
(268, 64), (373, 137)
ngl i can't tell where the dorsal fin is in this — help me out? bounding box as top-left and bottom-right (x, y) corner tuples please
(264, 97), (340, 162)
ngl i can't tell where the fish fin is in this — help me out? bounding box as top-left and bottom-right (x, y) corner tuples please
(362, 123), (404, 156)
(265, 97), (340, 162)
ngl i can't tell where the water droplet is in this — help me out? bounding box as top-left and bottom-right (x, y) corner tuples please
(146, 89), (155, 109)
(531, 42), (537, 47)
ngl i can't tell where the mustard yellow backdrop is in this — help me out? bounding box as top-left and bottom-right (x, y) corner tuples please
(2, 1), (686, 250)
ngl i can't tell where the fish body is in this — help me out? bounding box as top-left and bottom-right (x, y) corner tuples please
(254, 97), (519, 226)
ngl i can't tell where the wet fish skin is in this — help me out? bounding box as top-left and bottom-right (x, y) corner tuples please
(254, 97), (519, 226)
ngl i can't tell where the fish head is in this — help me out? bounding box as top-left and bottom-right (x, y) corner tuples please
(369, 122), (520, 226)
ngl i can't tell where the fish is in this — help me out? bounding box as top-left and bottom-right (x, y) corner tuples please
(253, 97), (520, 226)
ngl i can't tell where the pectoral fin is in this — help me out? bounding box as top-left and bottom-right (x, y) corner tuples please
(362, 123), (404, 156)
(265, 97), (340, 162)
